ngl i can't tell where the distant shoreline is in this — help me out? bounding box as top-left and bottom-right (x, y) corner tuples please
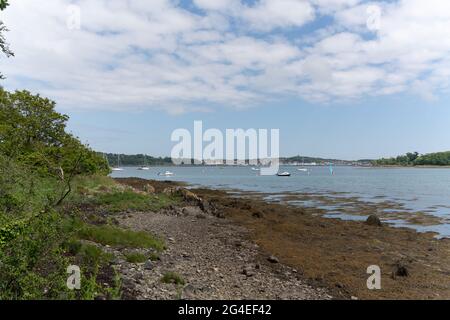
(371, 165), (450, 169)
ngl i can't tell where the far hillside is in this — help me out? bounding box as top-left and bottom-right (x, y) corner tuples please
(373, 151), (450, 166)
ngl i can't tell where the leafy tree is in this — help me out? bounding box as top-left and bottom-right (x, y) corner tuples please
(0, 0), (9, 11)
(374, 151), (450, 166)
(0, 89), (110, 176)
(0, 0), (13, 79)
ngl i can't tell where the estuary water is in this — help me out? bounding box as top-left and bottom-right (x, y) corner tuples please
(111, 166), (450, 238)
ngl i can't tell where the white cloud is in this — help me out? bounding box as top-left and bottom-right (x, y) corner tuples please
(0, 0), (450, 113)
(242, 0), (315, 31)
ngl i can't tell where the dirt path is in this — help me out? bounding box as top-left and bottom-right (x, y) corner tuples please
(116, 208), (331, 300)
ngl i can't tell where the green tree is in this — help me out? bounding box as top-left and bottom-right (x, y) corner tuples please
(0, 0), (13, 79)
(0, 0), (9, 11)
(0, 89), (109, 176)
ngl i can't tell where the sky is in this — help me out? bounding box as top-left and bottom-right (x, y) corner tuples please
(1, 0), (450, 160)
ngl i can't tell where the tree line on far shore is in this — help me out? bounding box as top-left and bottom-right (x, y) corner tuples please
(373, 151), (450, 166)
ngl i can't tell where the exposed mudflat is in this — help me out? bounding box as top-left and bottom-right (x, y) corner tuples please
(114, 178), (450, 300)
(194, 188), (450, 300)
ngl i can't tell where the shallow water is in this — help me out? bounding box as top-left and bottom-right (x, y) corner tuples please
(111, 166), (450, 238)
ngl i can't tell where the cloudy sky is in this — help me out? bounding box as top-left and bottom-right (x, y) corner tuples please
(1, 0), (450, 159)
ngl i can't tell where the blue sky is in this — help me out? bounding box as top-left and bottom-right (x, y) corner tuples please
(1, 0), (450, 159)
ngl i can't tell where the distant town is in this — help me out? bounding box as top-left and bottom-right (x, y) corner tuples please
(103, 153), (374, 167)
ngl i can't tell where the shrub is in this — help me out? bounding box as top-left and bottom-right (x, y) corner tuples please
(124, 252), (147, 263)
(161, 272), (185, 285)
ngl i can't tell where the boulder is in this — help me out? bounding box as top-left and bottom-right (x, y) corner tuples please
(252, 211), (264, 219)
(268, 256), (280, 264)
(182, 206), (204, 217)
(366, 215), (382, 227)
(144, 260), (153, 270)
(393, 263), (409, 278)
(143, 184), (156, 194)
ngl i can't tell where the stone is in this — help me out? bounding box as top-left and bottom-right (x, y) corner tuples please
(393, 264), (409, 278)
(181, 284), (196, 300)
(196, 213), (207, 219)
(366, 215), (382, 226)
(268, 255), (279, 264)
(252, 211), (264, 219)
(182, 206), (203, 217)
(242, 266), (255, 277)
(144, 260), (153, 270)
(143, 184), (156, 194)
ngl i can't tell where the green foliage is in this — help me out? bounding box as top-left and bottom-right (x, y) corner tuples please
(75, 223), (165, 251)
(0, 89), (110, 176)
(161, 272), (185, 285)
(0, 0), (13, 80)
(414, 151), (450, 166)
(105, 153), (172, 167)
(0, 210), (73, 299)
(0, 155), (60, 216)
(0, 0), (9, 11)
(124, 252), (148, 263)
(86, 190), (179, 212)
(373, 151), (450, 166)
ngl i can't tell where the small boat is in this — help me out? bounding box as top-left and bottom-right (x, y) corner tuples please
(277, 172), (291, 177)
(297, 168), (308, 172)
(138, 155), (150, 170)
(111, 154), (124, 171)
(251, 167), (260, 171)
(158, 171), (174, 176)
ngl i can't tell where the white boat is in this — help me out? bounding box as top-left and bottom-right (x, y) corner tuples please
(111, 154), (124, 171)
(298, 168), (308, 172)
(277, 172), (291, 177)
(251, 167), (260, 171)
(137, 155), (150, 170)
(158, 171), (174, 176)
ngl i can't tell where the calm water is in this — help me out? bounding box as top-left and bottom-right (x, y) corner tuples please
(111, 166), (450, 238)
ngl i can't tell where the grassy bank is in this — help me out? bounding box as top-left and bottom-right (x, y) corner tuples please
(0, 170), (179, 300)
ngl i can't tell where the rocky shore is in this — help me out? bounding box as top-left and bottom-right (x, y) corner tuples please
(111, 178), (450, 300)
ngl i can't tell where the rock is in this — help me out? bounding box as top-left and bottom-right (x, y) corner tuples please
(94, 294), (107, 300)
(196, 213), (207, 219)
(366, 215), (382, 227)
(144, 260), (153, 270)
(182, 206), (203, 217)
(242, 266), (255, 277)
(268, 256), (280, 264)
(143, 184), (156, 194)
(351, 296), (359, 300)
(181, 284), (196, 300)
(393, 264), (409, 278)
(183, 190), (202, 203)
(252, 211), (264, 219)
(163, 187), (179, 195)
(164, 187), (203, 204)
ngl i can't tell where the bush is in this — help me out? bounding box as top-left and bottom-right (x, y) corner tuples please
(161, 272), (185, 285)
(124, 252), (148, 263)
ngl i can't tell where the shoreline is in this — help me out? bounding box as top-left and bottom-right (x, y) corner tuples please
(115, 178), (450, 300)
